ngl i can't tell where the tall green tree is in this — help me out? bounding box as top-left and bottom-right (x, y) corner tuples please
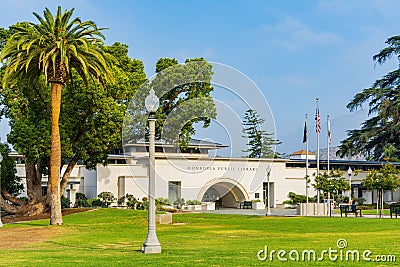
(155, 58), (216, 148)
(124, 57), (216, 149)
(241, 109), (281, 158)
(338, 35), (400, 161)
(0, 7), (113, 225)
(362, 163), (400, 217)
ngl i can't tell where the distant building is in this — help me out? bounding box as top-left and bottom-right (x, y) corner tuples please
(289, 150), (316, 160)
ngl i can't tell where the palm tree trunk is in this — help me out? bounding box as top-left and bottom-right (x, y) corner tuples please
(49, 82), (63, 225)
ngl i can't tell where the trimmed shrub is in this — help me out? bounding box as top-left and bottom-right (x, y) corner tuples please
(61, 195), (71, 209)
(89, 198), (102, 207)
(76, 192), (90, 207)
(98, 191), (114, 207)
(186, 199), (201, 205)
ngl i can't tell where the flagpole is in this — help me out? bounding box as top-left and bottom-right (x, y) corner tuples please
(327, 115), (331, 217)
(327, 115), (330, 173)
(316, 98), (320, 216)
(305, 114), (309, 216)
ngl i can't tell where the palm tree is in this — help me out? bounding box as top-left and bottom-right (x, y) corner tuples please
(0, 6), (113, 225)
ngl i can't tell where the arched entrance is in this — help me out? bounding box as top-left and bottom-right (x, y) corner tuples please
(198, 178), (249, 208)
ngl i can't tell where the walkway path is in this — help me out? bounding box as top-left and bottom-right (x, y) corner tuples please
(203, 207), (396, 218)
(204, 207), (297, 216)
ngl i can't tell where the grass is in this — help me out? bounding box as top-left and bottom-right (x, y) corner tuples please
(0, 209), (399, 266)
(333, 209), (391, 216)
(361, 209), (390, 216)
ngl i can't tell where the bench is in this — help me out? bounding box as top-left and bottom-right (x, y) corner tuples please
(240, 201), (252, 209)
(340, 204), (362, 217)
(390, 204), (400, 218)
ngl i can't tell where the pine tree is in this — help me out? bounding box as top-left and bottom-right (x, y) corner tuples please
(241, 109), (281, 158)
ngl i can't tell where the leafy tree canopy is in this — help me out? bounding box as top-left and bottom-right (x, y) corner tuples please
(123, 57), (216, 149)
(338, 35), (400, 161)
(313, 170), (349, 195)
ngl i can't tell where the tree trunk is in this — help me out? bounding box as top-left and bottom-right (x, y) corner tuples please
(380, 190), (384, 218)
(60, 153), (79, 193)
(1, 160), (49, 217)
(378, 190), (383, 218)
(1, 186), (25, 206)
(49, 82), (63, 225)
(25, 162), (43, 203)
(0, 194), (48, 216)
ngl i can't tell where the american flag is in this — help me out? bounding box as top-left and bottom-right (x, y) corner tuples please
(315, 106), (321, 135)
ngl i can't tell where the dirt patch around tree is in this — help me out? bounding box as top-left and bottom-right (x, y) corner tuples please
(0, 208), (92, 249)
(0, 226), (67, 249)
(2, 208), (93, 224)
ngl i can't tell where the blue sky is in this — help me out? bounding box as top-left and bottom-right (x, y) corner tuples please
(1, 0), (400, 156)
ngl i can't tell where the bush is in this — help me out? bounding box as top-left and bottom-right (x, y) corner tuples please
(75, 193), (90, 207)
(288, 192), (306, 204)
(61, 195), (71, 209)
(156, 198), (172, 206)
(89, 198), (102, 207)
(136, 200), (148, 210)
(159, 206), (178, 212)
(354, 197), (366, 205)
(282, 200), (293, 205)
(98, 191), (115, 207)
(117, 196), (126, 206)
(186, 199), (201, 205)
(173, 198), (185, 208)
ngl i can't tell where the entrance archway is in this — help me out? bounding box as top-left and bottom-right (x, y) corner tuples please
(198, 178), (249, 208)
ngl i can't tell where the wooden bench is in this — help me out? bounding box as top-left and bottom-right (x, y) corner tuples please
(390, 204), (400, 218)
(240, 201), (252, 209)
(340, 204), (362, 217)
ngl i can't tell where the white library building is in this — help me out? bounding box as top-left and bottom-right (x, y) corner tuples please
(12, 140), (400, 209)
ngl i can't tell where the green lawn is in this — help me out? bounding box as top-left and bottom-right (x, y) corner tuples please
(361, 209), (390, 216)
(0, 209), (399, 266)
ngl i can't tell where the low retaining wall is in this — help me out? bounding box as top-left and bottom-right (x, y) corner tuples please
(297, 203), (329, 216)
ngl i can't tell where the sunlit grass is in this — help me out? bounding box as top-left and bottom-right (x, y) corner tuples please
(0, 209), (399, 266)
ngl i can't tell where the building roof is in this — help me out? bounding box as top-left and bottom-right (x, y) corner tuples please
(290, 150), (315, 156)
(125, 138), (228, 149)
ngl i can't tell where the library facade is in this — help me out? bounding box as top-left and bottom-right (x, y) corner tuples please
(13, 140), (400, 208)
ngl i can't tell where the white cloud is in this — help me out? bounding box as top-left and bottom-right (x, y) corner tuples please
(257, 16), (342, 51)
(316, 0), (400, 18)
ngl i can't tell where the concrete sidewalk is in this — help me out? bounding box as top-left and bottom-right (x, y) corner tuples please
(203, 207), (297, 216)
(202, 207), (398, 218)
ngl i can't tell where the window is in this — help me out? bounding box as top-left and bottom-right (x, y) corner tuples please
(168, 181), (181, 205)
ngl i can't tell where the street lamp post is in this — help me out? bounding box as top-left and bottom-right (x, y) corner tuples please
(266, 171), (271, 216)
(348, 167), (352, 204)
(142, 88), (161, 254)
(0, 154), (3, 227)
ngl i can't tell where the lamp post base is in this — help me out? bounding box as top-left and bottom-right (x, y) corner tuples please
(142, 244), (162, 254)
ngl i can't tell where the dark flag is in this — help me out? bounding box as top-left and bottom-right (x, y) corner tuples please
(303, 120), (307, 143)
